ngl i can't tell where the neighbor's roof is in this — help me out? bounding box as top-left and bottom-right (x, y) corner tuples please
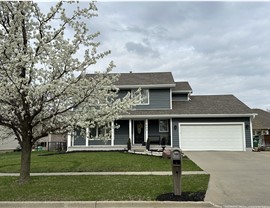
(121, 95), (254, 118)
(114, 72), (175, 87)
(252, 109), (270, 129)
(172, 82), (192, 92)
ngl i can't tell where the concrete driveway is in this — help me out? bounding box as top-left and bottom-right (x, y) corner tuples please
(185, 151), (270, 206)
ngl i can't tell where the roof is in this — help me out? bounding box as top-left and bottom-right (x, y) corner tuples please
(121, 95), (254, 118)
(86, 72), (175, 88)
(114, 72), (175, 87)
(172, 82), (192, 92)
(252, 109), (270, 129)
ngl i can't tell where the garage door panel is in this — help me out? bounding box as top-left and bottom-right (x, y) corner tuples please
(180, 124), (245, 151)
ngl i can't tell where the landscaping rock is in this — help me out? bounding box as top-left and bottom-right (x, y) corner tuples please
(162, 149), (171, 159)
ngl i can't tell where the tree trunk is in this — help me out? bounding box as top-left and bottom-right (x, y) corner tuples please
(19, 139), (32, 184)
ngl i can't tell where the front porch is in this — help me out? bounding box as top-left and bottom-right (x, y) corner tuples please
(67, 119), (172, 151)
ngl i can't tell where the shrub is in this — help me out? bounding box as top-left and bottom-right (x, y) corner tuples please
(146, 138), (150, 151)
(127, 138), (131, 150)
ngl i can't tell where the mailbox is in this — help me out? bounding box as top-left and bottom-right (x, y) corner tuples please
(171, 148), (182, 196)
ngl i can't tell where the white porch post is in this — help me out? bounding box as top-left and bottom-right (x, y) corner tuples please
(111, 122), (115, 146)
(86, 128), (89, 147)
(67, 132), (72, 147)
(129, 119), (132, 143)
(71, 131), (74, 146)
(145, 119), (148, 143)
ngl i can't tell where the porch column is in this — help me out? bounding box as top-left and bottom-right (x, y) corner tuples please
(145, 119), (148, 142)
(111, 122), (115, 146)
(67, 132), (72, 147)
(71, 131), (74, 146)
(129, 119), (132, 143)
(86, 128), (89, 147)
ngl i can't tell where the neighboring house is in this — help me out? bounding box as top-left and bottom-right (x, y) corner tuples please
(35, 134), (67, 151)
(252, 108), (270, 147)
(68, 72), (255, 152)
(0, 136), (19, 152)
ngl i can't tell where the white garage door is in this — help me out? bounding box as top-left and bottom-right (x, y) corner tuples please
(180, 123), (245, 151)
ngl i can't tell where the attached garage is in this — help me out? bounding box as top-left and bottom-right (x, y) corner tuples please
(179, 123), (246, 151)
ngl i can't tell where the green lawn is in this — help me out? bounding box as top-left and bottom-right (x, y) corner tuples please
(0, 175), (209, 201)
(0, 151), (202, 173)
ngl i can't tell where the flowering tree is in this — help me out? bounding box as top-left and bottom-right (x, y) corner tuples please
(0, 1), (138, 184)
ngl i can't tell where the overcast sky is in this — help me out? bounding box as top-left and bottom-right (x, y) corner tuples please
(42, 1), (270, 110)
(85, 1), (270, 111)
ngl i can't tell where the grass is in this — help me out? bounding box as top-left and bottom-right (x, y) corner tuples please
(0, 151), (202, 173)
(0, 175), (209, 201)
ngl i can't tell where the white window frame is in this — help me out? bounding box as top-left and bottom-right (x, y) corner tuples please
(132, 89), (149, 105)
(159, 119), (169, 132)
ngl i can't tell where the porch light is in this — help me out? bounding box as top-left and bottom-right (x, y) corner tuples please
(245, 124), (249, 130)
(174, 125), (177, 130)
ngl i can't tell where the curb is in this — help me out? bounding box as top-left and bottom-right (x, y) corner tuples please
(0, 171), (208, 177)
(0, 201), (220, 208)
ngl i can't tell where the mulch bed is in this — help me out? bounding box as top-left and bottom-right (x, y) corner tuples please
(156, 192), (206, 201)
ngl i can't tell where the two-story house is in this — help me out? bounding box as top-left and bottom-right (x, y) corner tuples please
(67, 72), (255, 152)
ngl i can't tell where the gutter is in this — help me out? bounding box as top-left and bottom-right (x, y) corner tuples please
(119, 113), (257, 119)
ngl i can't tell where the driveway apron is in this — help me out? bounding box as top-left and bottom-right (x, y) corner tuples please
(185, 151), (270, 206)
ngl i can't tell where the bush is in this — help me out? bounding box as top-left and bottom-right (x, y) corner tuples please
(146, 138), (150, 151)
(127, 138), (131, 150)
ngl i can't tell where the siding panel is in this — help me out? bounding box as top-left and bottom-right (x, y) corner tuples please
(114, 120), (129, 145)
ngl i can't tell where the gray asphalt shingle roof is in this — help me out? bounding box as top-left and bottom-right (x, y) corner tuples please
(114, 72), (175, 86)
(173, 82), (192, 92)
(124, 95), (253, 116)
(252, 109), (270, 129)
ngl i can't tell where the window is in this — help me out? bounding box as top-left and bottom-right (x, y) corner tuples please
(159, 120), (169, 132)
(132, 89), (149, 105)
(89, 126), (109, 140)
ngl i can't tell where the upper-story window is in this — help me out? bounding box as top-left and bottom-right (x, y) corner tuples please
(132, 89), (149, 105)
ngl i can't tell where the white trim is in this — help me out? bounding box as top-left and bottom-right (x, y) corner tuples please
(172, 90), (193, 93)
(117, 84), (176, 89)
(129, 119), (132, 143)
(178, 122), (246, 151)
(86, 128), (89, 147)
(120, 114), (256, 119)
(170, 118), (173, 147)
(249, 117), (254, 148)
(67, 133), (71, 147)
(170, 88), (172, 109)
(111, 122), (115, 146)
(71, 133), (74, 147)
(132, 120), (135, 145)
(145, 119), (148, 142)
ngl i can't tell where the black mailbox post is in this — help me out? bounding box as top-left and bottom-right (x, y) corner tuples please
(171, 148), (182, 196)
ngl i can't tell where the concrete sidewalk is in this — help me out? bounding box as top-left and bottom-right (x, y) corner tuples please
(0, 171), (207, 177)
(0, 201), (220, 208)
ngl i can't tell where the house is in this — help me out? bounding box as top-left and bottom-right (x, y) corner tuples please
(252, 108), (270, 147)
(67, 72), (256, 152)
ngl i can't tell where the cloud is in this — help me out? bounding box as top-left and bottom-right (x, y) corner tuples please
(125, 40), (160, 58)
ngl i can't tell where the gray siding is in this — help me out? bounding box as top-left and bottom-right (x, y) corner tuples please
(117, 89), (171, 110)
(89, 140), (111, 145)
(74, 129), (86, 146)
(136, 89), (171, 110)
(148, 119), (171, 145)
(172, 94), (188, 101)
(172, 117), (251, 148)
(114, 120), (129, 145)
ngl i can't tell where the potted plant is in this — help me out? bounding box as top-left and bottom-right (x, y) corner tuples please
(161, 137), (166, 151)
(127, 138), (131, 151)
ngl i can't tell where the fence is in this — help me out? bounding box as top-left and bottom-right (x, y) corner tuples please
(48, 142), (67, 152)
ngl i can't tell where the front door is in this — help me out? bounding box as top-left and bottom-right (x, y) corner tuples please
(134, 120), (144, 144)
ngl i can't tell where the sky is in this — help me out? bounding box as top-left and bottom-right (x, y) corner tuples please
(42, 1), (270, 111)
